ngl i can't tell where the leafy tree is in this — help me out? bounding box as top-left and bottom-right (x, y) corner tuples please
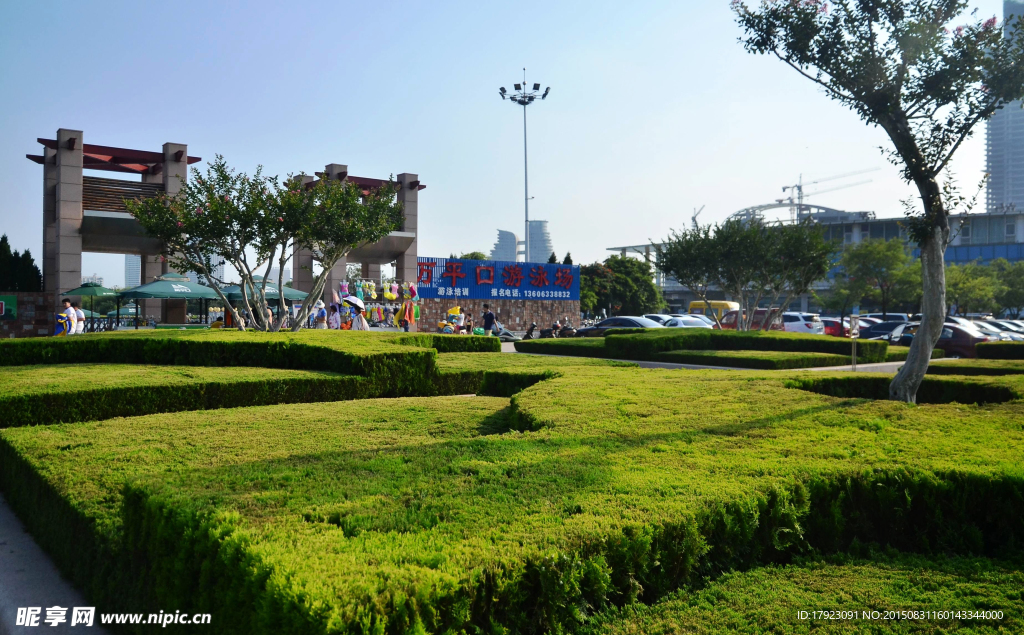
(842, 239), (912, 319)
(715, 219), (773, 330)
(993, 259), (1024, 317)
(458, 251), (488, 261)
(128, 156), (402, 332)
(946, 261), (1002, 315)
(0, 235), (43, 292)
(655, 225), (723, 327)
(562, 252), (573, 265)
(815, 271), (867, 325)
(735, 0), (1024, 402)
(547, 252), (558, 264)
(581, 256), (663, 316)
(759, 220), (836, 328)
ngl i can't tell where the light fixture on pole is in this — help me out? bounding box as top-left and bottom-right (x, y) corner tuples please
(499, 69), (550, 263)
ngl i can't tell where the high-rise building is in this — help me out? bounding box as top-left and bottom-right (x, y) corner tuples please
(986, 1), (1024, 214)
(124, 255), (141, 288)
(268, 267), (291, 285)
(526, 220), (555, 263)
(489, 230), (520, 261)
(82, 273), (104, 286)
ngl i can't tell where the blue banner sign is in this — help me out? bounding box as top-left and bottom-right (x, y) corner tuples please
(416, 257), (579, 301)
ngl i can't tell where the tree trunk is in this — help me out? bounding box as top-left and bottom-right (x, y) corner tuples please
(889, 187), (948, 402)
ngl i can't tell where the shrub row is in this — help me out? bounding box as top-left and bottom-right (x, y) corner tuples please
(655, 350), (850, 370)
(976, 341), (1024, 359)
(514, 338), (610, 357)
(884, 346), (945, 362)
(928, 359), (1024, 376)
(604, 329), (888, 363)
(0, 376), (368, 428)
(784, 375), (1019, 405)
(5, 440), (1023, 635)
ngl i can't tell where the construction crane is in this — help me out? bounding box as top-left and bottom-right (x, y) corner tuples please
(781, 168), (879, 222)
(691, 205), (705, 230)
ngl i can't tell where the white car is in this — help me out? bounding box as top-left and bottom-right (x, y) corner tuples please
(663, 316), (713, 329)
(782, 312), (824, 334)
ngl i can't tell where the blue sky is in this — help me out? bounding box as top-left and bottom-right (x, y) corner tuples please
(0, 0), (1006, 286)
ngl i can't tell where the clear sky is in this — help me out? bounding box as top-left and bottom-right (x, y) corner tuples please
(0, 0), (1006, 287)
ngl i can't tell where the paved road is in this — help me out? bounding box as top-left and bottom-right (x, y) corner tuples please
(0, 493), (111, 635)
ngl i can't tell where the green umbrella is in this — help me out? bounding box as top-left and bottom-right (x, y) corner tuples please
(119, 274), (221, 300)
(107, 307), (138, 317)
(220, 281), (308, 303)
(62, 281), (118, 297)
(62, 282), (119, 332)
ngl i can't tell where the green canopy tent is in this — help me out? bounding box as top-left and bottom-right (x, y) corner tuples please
(119, 274), (221, 329)
(61, 282), (119, 332)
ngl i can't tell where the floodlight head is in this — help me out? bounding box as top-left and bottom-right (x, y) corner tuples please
(533, 83), (540, 90)
(499, 91), (505, 99)
(542, 87), (550, 99)
(500, 86), (506, 94)
(514, 83), (522, 90)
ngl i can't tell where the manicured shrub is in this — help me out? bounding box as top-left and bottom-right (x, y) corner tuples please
(655, 350), (850, 370)
(514, 338), (610, 357)
(784, 375), (1018, 404)
(605, 329), (888, 363)
(885, 346), (945, 362)
(976, 342), (1024, 359)
(927, 359), (1024, 376)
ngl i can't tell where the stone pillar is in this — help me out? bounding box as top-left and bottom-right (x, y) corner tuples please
(161, 143), (189, 323)
(361, 262), (381, 282)
(54, 129), (84, 310)
(290, 175), (316, 295)
(140, 254), (164, 321)
(394, 173), (418, 285)
(42, 146), (57, 295)
(321, 164), (349, 304)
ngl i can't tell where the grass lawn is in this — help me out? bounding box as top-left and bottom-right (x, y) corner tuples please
(4, 367), (1024, 633)
(585, 553), (1024, 634)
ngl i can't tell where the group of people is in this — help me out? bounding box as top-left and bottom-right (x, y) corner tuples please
(58, 298), (88, 335)
(439, 304), (497, 335)
(313, 299), (373, 331)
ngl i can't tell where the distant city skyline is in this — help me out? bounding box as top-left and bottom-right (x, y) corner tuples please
(986, 1), (1024, 214)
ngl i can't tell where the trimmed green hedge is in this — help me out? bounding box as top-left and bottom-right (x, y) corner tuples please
(977, 341), (1024, 359)
(927, 359), (1024, 376)
(604, 329), (889, 363)
(514, 338), (610, 357)
(0, 374), (367, 428)
(784, 374), (1019, 404)
(885, 346), (945, 362)
(655, 350), (850, 370)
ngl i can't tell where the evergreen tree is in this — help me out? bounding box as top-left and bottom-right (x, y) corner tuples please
(0, 235), (43, 292)
(562, 252), (573, 265)
(547, 252), (558, 264)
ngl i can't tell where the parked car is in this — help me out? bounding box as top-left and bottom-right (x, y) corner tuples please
(663, 316), (713, 329)
(965, 320), (1018, 341)
(892, 322), (995, 357)
(720, 308), (783, 330)
(984, 320), (1024, 333)
(861, 320), (908, 340)
(856, 316), (884, 325)
(575, 316), (665, 337)
(642, 314), (673, 324)
(781, 312), (825, 335)
(684, 313), (718, 328)
(865, 313), (910, 322)
(819, 317), (848, 337)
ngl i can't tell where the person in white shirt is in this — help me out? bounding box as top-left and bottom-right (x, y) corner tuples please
(350, 306), (370, 331)
(61, 299), (77, 335)
(73, 303), (86, 334)
(328, 305), (341, 330)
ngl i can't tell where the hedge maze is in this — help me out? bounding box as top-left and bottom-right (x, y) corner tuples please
(1, 330), (1023, 633)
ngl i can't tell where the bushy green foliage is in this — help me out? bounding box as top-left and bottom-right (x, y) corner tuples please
(514, 338), (611, 357)
(0, 364), (366, 428)
(884, 346), (944, 362)
(928, 359), (1024, 376)
(585, 553), (1024, 634)
(977, 342), (1024, 359)
(785, 373), (1020, 405)
(604, 329), (888, 363)
(655, 350), (850, 370)
(3, 366), (1024, 634)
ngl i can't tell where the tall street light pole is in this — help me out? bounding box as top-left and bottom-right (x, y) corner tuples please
(500, 70), (550, 263)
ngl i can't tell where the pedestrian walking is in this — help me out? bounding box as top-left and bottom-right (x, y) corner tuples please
(73, 303), (86, 334)
(60, 299), (77, 335)
(482, 304), (495, 335)
(314, 300), (328, 329)
(328, 305), (341, 329)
